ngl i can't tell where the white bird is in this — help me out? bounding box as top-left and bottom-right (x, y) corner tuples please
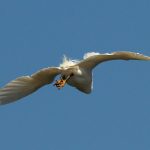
(0, 51), (150, 105)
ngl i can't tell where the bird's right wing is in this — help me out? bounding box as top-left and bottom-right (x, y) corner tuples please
(0, 67), (61, 105)
(78, 51), (150, 70)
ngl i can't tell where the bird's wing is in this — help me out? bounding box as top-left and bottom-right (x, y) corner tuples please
(78, 51), (150, 69)
(0, 67), (61, 105)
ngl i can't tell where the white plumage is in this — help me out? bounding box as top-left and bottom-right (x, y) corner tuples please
(0, 51), (150, 105)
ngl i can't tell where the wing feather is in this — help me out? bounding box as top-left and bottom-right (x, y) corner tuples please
(0, 67), (61, 105)
(78, 51), (150, 69)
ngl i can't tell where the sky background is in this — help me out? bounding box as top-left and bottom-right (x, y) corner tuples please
(0, 0), (150, 149)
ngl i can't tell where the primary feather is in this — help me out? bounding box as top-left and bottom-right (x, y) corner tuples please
(78, 51), (150, 69)
(0, 67), (61, 104)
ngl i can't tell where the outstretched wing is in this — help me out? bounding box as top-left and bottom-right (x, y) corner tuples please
(0, 67), (61, 105)
(78, 51), (150, 69)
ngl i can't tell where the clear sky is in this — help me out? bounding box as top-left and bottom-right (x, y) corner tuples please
(0, 0), (150, 150)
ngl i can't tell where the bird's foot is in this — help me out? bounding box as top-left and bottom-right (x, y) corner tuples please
(53, 75), (72, 89)
(53, 78), (67, 89)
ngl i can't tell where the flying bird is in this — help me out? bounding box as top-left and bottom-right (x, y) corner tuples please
(0, 51), (150, 105)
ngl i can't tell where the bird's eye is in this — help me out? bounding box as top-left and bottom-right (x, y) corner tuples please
(62, 75), (66, 79)
(70, 73), (74, 77)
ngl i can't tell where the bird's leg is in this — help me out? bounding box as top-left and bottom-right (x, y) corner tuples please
(53, 74), (73, 89)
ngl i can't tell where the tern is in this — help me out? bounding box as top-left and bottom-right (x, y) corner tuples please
(0, 51), (150, 105)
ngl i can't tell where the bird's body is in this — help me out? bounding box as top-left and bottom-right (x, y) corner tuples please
(0, 51), (150, 105)
(64, 66), (93, 93)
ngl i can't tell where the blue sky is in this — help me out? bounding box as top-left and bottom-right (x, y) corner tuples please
(0, 0), (150, 149)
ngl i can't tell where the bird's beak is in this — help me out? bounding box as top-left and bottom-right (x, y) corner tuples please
(53, 75), (72, 89)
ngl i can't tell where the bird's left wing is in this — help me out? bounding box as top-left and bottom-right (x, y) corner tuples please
(78, 51), (150, 70)
(0, 67), (61, 105)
